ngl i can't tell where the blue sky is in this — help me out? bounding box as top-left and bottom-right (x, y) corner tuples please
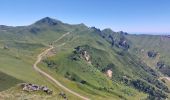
(0, 0), (170, 33)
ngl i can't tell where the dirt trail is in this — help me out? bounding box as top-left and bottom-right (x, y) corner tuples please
(33, 32), (90, 100)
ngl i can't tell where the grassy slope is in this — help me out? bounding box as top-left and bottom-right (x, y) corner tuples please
(0, 17), (169, 99)
(40, 29), (170, 99)
(39, 30), (147, 100)
(0, 33), (80, 99)
(126, 34), (170, 97)
(0, 18), (89, 99)
(0, 71), (23, 92)
(126, 35), (170, 66)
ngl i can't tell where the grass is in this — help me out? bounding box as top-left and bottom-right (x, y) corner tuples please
(39, 60), (147, 100)
(0, 17), (169, 99)
(0, 33), (80, 99)
(0, 71), (23, 92)
(127, 35), (170, 65)
(38, 30), (148, 100)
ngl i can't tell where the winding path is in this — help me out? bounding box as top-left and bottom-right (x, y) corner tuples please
(33, 32), (90, 100)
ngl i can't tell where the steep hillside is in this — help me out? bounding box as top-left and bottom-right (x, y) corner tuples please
(126, 35), (170, 77)
(0, 17), (170, 100)
(40, 24), (169, 99)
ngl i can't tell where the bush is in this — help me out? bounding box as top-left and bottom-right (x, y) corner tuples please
(157, 61), (166, 69)
(43, 59), (56, 68)
(80, 80), (87, 84)
(130, 79), (167, 99)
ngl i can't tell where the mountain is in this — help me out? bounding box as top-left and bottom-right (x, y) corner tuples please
(0, 17), (170, 100)
(34, 17), (63, 26)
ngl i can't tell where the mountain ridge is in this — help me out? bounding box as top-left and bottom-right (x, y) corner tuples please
(0, 17), (170, 100)
(1, 17), (170, 35)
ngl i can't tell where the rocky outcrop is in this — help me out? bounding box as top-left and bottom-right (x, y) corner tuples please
(59, 92), (67, 99)
(157, 61), (166, 69)
(72, 46), (92, 64)
(106, 69), (112, 78)
(118, 37), (130, 49)
(147, 50), (157, 58)
(118, 31), (128, 35)
(20, 83), (53, 95)
(82, 51), (91, 63)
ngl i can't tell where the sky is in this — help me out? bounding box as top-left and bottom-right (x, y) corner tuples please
(0, 0), (170, 34)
